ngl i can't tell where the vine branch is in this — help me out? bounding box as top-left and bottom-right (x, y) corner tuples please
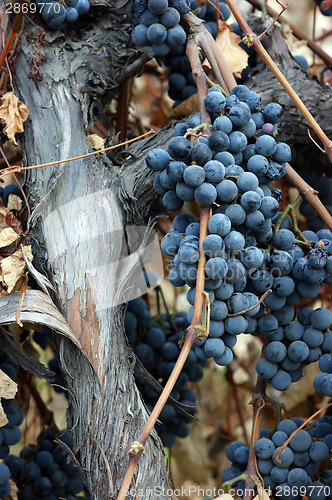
(117, 206), (211, 500)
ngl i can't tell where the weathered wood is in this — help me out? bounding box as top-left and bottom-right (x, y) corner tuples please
(10, 7), (173, 499)
(245, 15), (332, 145)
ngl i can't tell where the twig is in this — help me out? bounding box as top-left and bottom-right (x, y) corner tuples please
(243, 377), (266, 500)
(225, 0), (332, 161)
(116, 207), (211, 500)
(246, 0), (332, 68)
(183, 12), (236, 91)
(186, 39), (211, 125)
(0, 130), (156, 179)
(227, 289), (272, 317)
(258, 0), (289, 40)
(274, 401), (332, 464)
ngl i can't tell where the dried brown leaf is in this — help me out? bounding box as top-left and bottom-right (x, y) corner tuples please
(0, 227), (19, 248)
(204, 27), (248, 75)
(171, 92), (200, 118)
(6, 210), (23, 235)
(0, 206), (10, 233)
(87, 134), (105, 150)
(0, 369), (18, 426)
(0, 92), (30, 145)
(7, 194), (23, 212)
(0, 246), (32, 296)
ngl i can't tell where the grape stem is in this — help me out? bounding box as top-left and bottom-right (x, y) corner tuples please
(186, 38), (211, 125)
(274, 401), (332, 464)
(273, 195), (302, 234)
(227, 289), (272, 318)
(183, 12), (237, 91)
(243, 377), (266, 500)
(284, 164), (332, 231)
(116, 207), (211, 500)
(224, 0), (332, 162)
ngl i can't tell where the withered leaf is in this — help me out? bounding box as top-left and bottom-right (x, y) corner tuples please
(7, 194), (23, 213)
(0, 246), (32, 296)
(204, 26), (248, 75)
(6, 210), (23, 235)
(0, 369), (17, 427)
(87, 134), (105, 151)
(0, 227), (19, 249)
(0, 92), (30, 146)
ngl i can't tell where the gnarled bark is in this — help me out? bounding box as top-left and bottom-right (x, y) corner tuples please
(10, 4), (173, 498)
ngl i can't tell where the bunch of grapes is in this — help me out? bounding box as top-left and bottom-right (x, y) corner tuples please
(257, 306), (332, 391)
(146, 85), (297, 363)
(125, 297), (205, 446)
(292, 145), (332, 232)
(33, 0), (90, 30)
(222, 417), (332, 499)
(0, 351), (25, 497)
(6, 429), (88, 499)
(131, 0), (189, 57)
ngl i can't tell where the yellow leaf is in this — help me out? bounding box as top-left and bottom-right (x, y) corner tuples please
(0, 227), (19, 248)
(87, 134), (105, 150)
(0, 92), (30, 145)
(0, 369), (18, 427)
(204, 27), (249, 75)
(7, 194), (23, 212)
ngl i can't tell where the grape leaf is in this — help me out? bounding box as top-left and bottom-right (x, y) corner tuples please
(0, 92), (30, 146)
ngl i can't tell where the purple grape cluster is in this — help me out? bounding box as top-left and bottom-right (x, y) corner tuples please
(223, 417), (332, 500)
(258, 306), (332, 391)
(6, 429), (88, 499)
(132, 0), (189, 57)
(34, 0), (90, 30)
